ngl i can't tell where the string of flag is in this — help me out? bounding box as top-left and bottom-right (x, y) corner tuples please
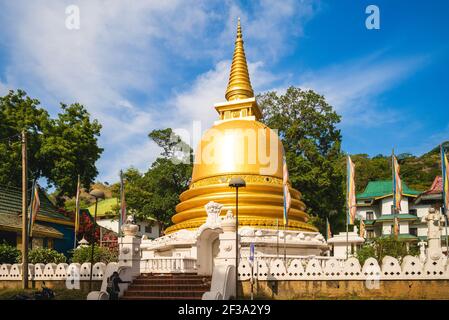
(347, 155), (356, 225)
(28, 180), (40, 238)
(282, 150), (291, 227)
(119, 170), (127, 232)
(442, 145), (449, 215)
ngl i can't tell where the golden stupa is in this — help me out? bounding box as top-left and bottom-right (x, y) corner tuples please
(165, 20), (317, 234)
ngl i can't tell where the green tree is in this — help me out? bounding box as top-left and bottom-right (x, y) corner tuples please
(0, 89), (51, 186)
(114, 129), (192, 232)
(41, 103), (103, 203)
(258, 87), (346, 233)
(356, 237), (419, 265)
(0, 90), (103, 203)
(71, 245), (117, 264)
(144, 129), (192, 230)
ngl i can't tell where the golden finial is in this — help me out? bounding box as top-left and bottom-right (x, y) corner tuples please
(225, 18), (254, 101)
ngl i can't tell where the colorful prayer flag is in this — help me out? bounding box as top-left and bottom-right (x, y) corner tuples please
(74, 175), (81, 233)
(347, 156), (356, 225)
(359, 219), (365, 238)
(120, 170), (127, 228)
(392, 154), (403, 212)
(326, 218), (332, 240)
(282, 152), (291, 227)
(28, 181), (40, 238)
(442, 146), (449, 215)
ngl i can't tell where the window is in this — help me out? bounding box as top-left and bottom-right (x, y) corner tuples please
(145, 225), (152, 234)
(409, 209), (417, 216)
(366, 211), (374, 220)
(410, 228), (417, 236)
(366, 230), (375, 239)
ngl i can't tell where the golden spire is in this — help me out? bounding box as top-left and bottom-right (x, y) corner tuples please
(225, 18), (254, 101)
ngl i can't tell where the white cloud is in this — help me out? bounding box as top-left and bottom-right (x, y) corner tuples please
(299, 53), (427, 127)
(0, 0), (318, 182)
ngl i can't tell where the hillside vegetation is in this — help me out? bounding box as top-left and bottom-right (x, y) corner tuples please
(351, 142), (448, 193)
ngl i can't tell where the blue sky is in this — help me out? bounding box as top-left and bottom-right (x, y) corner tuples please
(0, 0), (448, 184)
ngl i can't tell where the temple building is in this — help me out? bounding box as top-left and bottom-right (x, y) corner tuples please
(166, 19), (316, 236)
(140, 20), (327, 276)
(356, 177), (448, 252)
(0, 184), (75, 255)
(86, 197), (160, 240)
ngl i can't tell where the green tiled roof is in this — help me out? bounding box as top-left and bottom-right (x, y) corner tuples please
(0, 213), (63, 238)
(364, 220), (376, 226)
(376, 214), (419, 221)
(357, 180), (421, 200)
(0, 185), (71, 221)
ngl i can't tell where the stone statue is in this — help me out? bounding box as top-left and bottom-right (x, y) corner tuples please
(121, 214), (138, 236)
(422, 208), (445, 261)
(417, 240), (427, 263)
(204, 201), (223, 227)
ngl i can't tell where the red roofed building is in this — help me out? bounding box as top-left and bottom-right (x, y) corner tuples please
(415, 176), (443, 207)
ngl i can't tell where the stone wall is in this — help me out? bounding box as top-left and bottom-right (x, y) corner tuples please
(240, 280), (449, 300)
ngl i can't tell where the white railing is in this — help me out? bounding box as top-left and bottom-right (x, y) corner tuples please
(240, 255), (346, 270)
(237, 255), (449, 281)
(141, 257), (197, 273)
(0, 262), (108, 281)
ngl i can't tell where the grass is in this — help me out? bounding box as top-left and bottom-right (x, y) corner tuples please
(0, 287), (88, 300)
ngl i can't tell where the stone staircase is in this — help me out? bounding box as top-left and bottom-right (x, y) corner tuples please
(121, 273), (212, 300)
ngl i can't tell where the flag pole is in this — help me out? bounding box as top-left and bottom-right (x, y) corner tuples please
(276, 218), (279, 258)
(441, 144), (449, 253)
(28, 179), (36, 249)
(74, 174), (80, 249)
(283, 222), (287, 262)
(392, 149), (397, 239)
(119, 170), (122, 237)
(21, 130), (29, 289)
(346, 156), (349, 259)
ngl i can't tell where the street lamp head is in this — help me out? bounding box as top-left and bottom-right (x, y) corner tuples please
(229, 177), (246, 188)
(89, 189), (105, 199)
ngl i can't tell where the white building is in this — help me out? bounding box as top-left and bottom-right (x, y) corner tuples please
(356, 178), (448, 250)
(87, 198), (160, 239)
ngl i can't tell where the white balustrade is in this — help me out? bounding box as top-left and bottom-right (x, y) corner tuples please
(0, 255), (448, 282)
(141, 257), (197, 273)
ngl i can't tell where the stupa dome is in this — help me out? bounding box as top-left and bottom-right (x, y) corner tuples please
(164, 19), (317, 234)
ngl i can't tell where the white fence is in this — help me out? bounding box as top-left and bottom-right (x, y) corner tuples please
(2, 255), (449, 281)
(238, 255), (449, 281)
(0, 262), (107, 281)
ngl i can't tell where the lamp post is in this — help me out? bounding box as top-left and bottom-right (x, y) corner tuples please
(88, 189), (104, 292)
(229, 177), (246, 300)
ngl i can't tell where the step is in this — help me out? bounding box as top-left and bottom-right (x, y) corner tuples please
(128, 284), (210, 290)
(121, 273), (211, 300)
(138, 273), (203, 278)
(132, 279), (209, 285)
(124, 290), (206, 298)
(121, 295), (203, 300)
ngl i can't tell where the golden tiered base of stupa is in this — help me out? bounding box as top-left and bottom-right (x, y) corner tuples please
(165, 19), (317, 235)
(165, 173), (316, 234)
